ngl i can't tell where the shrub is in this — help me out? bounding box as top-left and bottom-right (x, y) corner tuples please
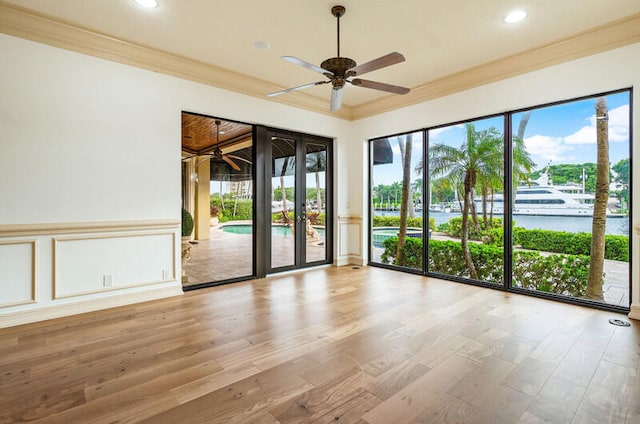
(181, 208), (194, 237)
(380, 237), (591, 297)
(373, 215), (435, 231)
(445, 217), (503, 240)
(517, 229), (628, 262)
(218, 200), (253, 222)
(380, 237), (423, 269)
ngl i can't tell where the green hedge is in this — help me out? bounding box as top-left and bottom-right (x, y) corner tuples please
(445, 217), (503, 240)
(517, 229), (628, 262)
(373, 215), (435, 231)
(380, 237), (591, 297)
(381, 237), (423, 269)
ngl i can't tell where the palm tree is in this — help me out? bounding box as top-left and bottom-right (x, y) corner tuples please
(586, 97), (609, 300)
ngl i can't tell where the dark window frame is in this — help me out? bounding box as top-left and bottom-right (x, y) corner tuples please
(367, 87), (633, 313)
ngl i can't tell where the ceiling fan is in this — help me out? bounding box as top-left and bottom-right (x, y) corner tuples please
(266, 5), (410, 111)
(182, 120), (251, 171)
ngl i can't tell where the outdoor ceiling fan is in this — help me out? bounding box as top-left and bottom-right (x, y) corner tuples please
(266, 5), (410, 111)
(181, 120), (251, 171)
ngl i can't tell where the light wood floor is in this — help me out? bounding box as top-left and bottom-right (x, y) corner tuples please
(1, 266), (638, 423)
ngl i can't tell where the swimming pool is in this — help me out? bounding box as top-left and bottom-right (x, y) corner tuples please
(221, 224), (325, 237)
(372, 227), (423, 247)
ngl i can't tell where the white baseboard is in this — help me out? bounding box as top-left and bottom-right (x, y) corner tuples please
(629, 304), (640, 321)
(335, 256), (364, 267)
(0, 285), (183, 329)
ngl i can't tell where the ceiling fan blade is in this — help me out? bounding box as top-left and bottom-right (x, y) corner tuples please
(348, 52), (406, 76)
(282, 56), (333, 76)
(330, 88), (343, 112)
(266, 81), (328, 97)
(225, 154), (253, 165)
(351, 78), (410, 95)
(222, 155), (241, 171)
(182, 153), (212, 161)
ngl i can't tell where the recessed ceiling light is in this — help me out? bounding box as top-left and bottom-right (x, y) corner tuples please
(504, 10), (527, 24)
(134, 0), (158, 9)
(253, 41), (270, 50)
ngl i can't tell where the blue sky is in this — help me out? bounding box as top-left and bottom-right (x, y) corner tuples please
(373, 91), (631, 186)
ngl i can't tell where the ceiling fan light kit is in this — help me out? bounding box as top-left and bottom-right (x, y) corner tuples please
(266, 5), (410, 111)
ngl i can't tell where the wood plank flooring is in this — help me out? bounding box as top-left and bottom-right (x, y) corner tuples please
(1, 266), (639, 423)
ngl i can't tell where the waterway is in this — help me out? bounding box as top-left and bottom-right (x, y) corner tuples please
(375, 210), (630, 236)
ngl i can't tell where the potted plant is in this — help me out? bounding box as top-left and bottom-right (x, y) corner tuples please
(210, 205), (220, 226)
(181, 207), (194, 270)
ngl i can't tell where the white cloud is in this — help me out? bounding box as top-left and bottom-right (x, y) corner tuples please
(524, 135), (574, 164)
(563, 104), (629, 145)
(429, 124), (463, 138)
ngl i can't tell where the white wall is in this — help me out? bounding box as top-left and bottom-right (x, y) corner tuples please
(350, 43), (640, 318)
(0, 34), (353, 326)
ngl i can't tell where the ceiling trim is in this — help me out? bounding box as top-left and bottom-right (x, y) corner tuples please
(1, 1), (638, 122)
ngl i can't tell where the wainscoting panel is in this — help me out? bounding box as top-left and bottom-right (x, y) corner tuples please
(337, 215), (363, 266)
(53, 232), (176, 299)
(0, 240), (36, 308)
(0, 220), (182, 328)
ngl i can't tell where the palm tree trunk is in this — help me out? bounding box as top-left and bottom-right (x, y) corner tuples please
(462, 171), (478, 279)
(315, 171), (322, 213)
(481, 186), (488, 228)
(396, 136), (413, 265)
(586, 97), (609, 300)
(470, 191), (480, 233)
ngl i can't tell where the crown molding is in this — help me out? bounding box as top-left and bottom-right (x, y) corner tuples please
(1, 1), (638, 122)
(0, 1), (353, 120)
(353, 13), (640, 120)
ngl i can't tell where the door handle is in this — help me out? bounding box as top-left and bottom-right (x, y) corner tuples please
(297, 215), (306, 222)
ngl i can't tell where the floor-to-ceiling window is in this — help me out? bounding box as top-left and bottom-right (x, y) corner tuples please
(370, 131), (424, 272)
(427, 116), (505, 286)
(181, 113), (255, 288)
(368, 89), (631, 312)
(510, 91), (631, 307)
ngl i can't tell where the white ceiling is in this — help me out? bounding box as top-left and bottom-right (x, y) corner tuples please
(4, 0), (640, 108)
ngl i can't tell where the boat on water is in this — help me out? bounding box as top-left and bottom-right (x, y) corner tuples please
(475, 170), (622, 217)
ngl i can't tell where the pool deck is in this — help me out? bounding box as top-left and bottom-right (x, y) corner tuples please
(182, 221), (326, 287)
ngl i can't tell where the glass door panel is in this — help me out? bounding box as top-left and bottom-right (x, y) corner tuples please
(271, 135), (296, 269)
(305, 142), (328, 264)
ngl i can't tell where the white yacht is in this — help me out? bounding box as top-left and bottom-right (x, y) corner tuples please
(476, 171), (618, 217)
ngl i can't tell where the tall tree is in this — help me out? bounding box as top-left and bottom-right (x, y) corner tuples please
(585, 97), (609, 300)
(396, 134), (413, 264)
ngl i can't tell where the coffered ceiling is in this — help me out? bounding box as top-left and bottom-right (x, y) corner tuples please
(1, 0), (639, 120)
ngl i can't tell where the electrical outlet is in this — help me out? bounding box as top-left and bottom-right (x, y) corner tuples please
(102, 274), (113, 288)
(162, 269), (171, 280)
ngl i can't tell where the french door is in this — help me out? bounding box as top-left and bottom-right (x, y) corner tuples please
(262, 128), (332, 273)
